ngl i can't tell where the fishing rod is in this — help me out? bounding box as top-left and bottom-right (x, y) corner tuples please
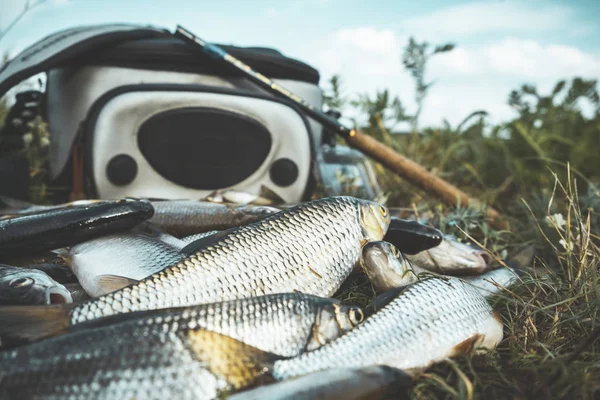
(173, 25), (508, 231)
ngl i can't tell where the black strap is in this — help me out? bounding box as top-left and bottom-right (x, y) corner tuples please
(0, 24), (168, 99)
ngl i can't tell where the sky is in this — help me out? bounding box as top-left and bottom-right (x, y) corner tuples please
(1, 0), (599, 128)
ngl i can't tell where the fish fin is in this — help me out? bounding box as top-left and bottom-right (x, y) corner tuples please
(492, 311), (503, 325)
(185, 328), (279, 390)
(451, 333), (484, 356)
(54, 248), (73, 267)
(0, 305), (72, 345)
(258, 185), (285, 205)
(367, 286), (410, 315)
(97, 275), (140, 293)
(180, 227), (237, 255)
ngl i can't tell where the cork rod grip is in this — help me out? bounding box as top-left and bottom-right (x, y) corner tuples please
(346, 130), (508, 230)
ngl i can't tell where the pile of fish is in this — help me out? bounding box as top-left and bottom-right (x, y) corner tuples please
(0, 194), (532, 399)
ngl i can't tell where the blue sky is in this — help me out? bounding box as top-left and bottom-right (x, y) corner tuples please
(1, 0), (599, 127)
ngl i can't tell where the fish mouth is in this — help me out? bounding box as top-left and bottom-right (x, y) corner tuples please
(478, 251), (493, 267)
(45, 288), (73, 305)
(472, 251), (493, 272)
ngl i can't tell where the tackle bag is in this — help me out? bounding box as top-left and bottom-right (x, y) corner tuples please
(0, 24), (323, 203)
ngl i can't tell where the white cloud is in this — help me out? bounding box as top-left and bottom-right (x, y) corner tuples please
(309, 25), (600, 128)
(428, 38), (600, 79)
(400, 1), (575, 40)
(314, 27), (406, 79)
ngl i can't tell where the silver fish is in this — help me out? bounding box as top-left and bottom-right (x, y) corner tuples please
(461, 246), (534, 297)
(272, 278), (503, 378)
(405, 234), (493, 275)
(230, 366), (410, 400)
(360, 241), (422, 291)
(149, 200), (280, 236)
(0, 196), (390, 342)
(461, 267), (520, 297)
(362, 241), (530, 298)
(0, 323), (271, 399)
(64, 230), (185, 297)
(70, 292), (365, 357)
(0, 264), (73, 305)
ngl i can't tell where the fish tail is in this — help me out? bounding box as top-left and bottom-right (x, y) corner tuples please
(0, 305), (72, 346)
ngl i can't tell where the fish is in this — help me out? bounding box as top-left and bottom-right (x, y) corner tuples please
(271, 278), (504, 379)
(229, 366), (411, 400)
(361, 241), (532, 298)
(405, 234), (493, 275)
(0, 199), (154, 258)
(149, 200), (280, 236)
(383, 217), (443, 255)
(0, 264), (73, 305)
(0, 324), (274, 399)
(58, 292), (364, 357)
(461, 245), (535, 297)
(0, 196), (390, 343)
(359, 241), (422, 291)
(63, 229), (186, 297)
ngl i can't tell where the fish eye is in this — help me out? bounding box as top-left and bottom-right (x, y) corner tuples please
(348, 307), (364, 325)
(9, 277), (34, 288)
(378, 206), (387, 218)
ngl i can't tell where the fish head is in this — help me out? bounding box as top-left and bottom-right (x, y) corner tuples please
(0, 266), (73, 305)
(359, 201), (391, 242)
(305, 301), (365, 351)
(427, 236), (492, 273)
(360, 241), (417, 291)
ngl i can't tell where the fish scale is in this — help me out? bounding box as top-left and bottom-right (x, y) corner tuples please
(272, 278), (504, 379)
(67, 197), (386, 325)
(0, 293), (366, 398)
(149, 200), (280, 237)
(0, 325), (224, 399)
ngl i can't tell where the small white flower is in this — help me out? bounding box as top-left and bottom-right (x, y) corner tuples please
(22, 133), (33, 146)
(546, 213), (566, 229)
(559, 239), (573, 252)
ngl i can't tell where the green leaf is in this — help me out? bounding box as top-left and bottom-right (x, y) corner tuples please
(552, 80), (566, 96)
(513, 121), (547, 159)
